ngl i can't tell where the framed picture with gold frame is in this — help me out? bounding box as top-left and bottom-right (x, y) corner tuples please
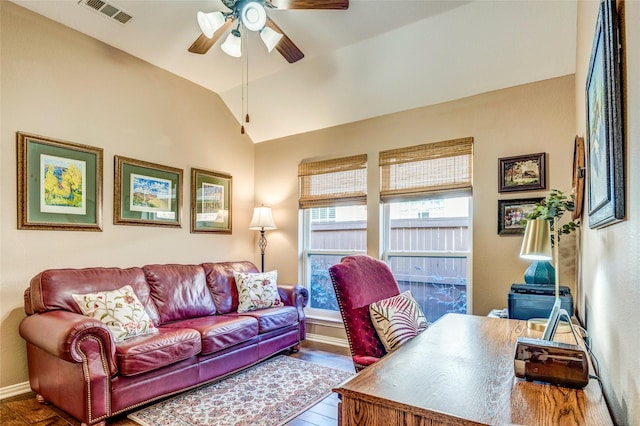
(17, 132), (103, 231)
(191, 168), (232, 234)
(114, 156), (183, 227)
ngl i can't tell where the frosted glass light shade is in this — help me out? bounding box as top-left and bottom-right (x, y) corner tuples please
(260, 27), (283, 52)
(241, 2), (267, 32)
(197, 11), (225, 38)
(520, 219), (552, 261)
(249, 207), (277, 230)
(221, 30), (242, 57)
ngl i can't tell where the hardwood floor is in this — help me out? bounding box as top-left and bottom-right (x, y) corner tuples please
(0, 341), (353, 426)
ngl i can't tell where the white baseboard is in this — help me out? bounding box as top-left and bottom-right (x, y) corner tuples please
(0, 381), (31, 400)
(306, 333), (349, 348)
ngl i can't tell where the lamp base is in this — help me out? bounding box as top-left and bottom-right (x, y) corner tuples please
(527, 317), (572, 334)
(523, 261), (555, 284)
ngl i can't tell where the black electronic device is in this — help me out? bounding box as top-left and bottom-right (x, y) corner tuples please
(508, 284), (573, 320)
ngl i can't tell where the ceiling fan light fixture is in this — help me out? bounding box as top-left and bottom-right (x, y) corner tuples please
(197, 11), (226, 38)
(241, 2), (267, 32)
(221, 29), (242, 57)
(260, 26), (283, 52)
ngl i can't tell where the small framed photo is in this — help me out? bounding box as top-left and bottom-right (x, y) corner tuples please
(114, 156), (183, 227)
(191, 168), (232, 234)
(498, 153), (546, 193)
(17, 132), (103, 231)
(498, 198), (543, 235)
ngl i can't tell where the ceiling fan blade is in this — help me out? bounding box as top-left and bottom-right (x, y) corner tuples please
(265, 18), (304, 63)
(188, 19), (234, 54)
(269, 0), (348, 10)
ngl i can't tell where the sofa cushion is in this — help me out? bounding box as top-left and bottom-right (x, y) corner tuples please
(72, 285), (157, 342)
(162, 315), (259, 355)
(233, 270), (283, 313)
(143, 264), (216, 324)
(115, 327), (202, 376)
(239, 306), (299, 334)
(201, 261), (259, 314)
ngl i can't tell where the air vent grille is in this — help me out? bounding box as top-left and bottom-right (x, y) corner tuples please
(78, 0), (133, 25)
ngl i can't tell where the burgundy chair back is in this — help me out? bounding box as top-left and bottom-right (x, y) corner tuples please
(329, 255), (400, 370)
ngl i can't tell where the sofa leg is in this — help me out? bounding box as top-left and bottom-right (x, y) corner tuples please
(290, 344), (300, 353)
(35, 394), (46, 404)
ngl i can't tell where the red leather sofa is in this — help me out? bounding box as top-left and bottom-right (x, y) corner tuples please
(19, 261), (308, 426)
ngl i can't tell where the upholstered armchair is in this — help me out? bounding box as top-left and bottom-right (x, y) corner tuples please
(328, 255), (401, 371)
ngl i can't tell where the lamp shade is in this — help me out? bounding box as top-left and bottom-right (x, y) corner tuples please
(260, 26), (283, 52)
(249, 206), (277, 230)
(197, 11), (226, 38)
(241, 2), (267, 32)
(520, 219), (552, 261)
(221, 29), (242, 57)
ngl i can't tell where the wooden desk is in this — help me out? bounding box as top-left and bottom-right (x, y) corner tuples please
(333, 313), (612, 425)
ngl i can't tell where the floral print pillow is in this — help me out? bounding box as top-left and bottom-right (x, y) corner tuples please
(72, 285), (157, 342)
(233, 270), (283, 313)
(369, 291), (429, 352)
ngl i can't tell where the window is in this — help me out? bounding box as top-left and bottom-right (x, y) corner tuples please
(380, 138), (473, 323)
(299, 155), (367, 317)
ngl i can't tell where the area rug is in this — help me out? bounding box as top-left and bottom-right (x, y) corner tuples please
(127, 355), (354, 426)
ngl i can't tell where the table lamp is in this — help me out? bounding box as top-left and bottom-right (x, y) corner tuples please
(249, 205), (277, 272)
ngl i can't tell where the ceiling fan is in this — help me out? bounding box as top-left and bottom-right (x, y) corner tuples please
(188, 0), (349, 63)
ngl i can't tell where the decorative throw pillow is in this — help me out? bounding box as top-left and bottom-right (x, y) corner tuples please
(72, 285), (157, 342)
(233, 270), (283, 313)
(369, 291), (428, 352)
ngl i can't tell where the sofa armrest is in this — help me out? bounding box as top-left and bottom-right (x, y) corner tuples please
(19, 310), (117, 375)
(278, 283), (308, 309)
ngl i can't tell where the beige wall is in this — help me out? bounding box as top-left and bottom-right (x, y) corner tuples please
(575, 1), (640, 424)
(255, 75), (577, 324)
(0, 2), (257, 389)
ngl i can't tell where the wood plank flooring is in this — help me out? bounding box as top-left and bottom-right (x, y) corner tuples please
(0, 341), (354, 426)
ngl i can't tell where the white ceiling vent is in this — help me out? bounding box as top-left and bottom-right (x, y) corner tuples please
(78, 0), (133, 25)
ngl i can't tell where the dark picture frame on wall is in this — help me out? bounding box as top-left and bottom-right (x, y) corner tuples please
(17, 132), (103, 231)
(190, 168), (232, 234)
(114, 156), (183, 228)
(497, 198), (544, 235)
(585, 0), (624, 229)
(498, 153), (546, 193)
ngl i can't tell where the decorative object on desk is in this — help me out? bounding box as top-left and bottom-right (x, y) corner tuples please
(585, 0), (624, 229)
(17, 132), (103, 231)
(498, 152), (546, 193)
(114, 156), (182, 227)
(128, 355), (353, 426)
(497, 197), (543, 235)
(191, 168), (232, 234)
(249, 205), (277, 272)
(572, 136), (586, 220)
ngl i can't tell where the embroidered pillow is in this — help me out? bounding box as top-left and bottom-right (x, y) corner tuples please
(72, 285), (157, 342)
(369, 291), (428, 352)
(233, 270), (283, 313)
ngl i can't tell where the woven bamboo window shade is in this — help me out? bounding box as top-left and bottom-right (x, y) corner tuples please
(298, 154), (367, 209)
(379, 137), (473, 202)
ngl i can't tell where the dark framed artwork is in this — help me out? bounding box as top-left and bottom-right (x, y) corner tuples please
(114, 156), (183, 227)
(585, 0), (624, 229)
(498, 153), (546, 193)
(17, 132), (103, 231)
(191, 168), (232, 234)
(497, 198), (544, 235)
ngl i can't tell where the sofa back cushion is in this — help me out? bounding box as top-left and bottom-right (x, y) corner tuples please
(26, 267), (160, 324)
(143, 264), (216, 324)
(201, 261), (259, 314)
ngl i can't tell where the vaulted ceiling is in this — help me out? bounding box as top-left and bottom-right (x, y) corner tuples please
(10, 0), (577, 143)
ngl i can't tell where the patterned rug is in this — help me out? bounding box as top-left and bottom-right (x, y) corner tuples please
(127, 355), (354, 426)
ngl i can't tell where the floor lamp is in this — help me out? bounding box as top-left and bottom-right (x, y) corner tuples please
(249, 206), (277, 272)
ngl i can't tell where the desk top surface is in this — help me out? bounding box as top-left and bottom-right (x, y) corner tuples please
(334, 313), (612, 425)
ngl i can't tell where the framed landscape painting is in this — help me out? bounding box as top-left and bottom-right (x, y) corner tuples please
(498, 153), (546, 193)
(114, 156), (182, 227)
(497, 198), (543, 235)
(191, 168), (232, 233)
(17, 132), (103, 231)
(585, 0), (624, 229)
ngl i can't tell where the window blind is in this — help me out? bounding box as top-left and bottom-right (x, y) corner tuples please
(298, 154), (367, 209)
(379, 137), (473, 202)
